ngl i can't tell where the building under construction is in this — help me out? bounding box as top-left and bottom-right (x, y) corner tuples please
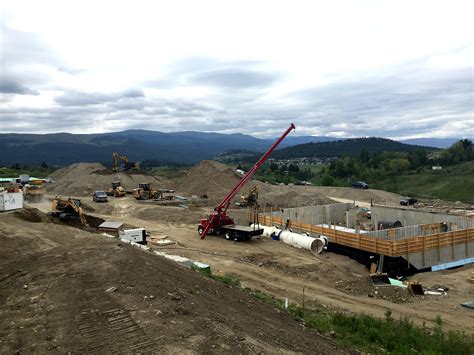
(249, 203), (474, 275)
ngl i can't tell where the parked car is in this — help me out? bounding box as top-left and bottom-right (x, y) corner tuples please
(352, 181), (369, 189)
(400, 198), (417, 206)
(93, 191), (108, 202)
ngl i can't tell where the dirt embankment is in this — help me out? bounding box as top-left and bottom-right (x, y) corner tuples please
(46, 163), (169, 197)
(0, 212), (343, 354)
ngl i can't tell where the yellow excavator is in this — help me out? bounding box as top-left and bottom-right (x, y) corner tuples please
(112, 152), (140, 172)
(239, 185), (258, 207)
(49, 196), (90, 228)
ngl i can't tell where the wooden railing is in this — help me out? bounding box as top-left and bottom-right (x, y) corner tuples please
(249, 211), (474, 257)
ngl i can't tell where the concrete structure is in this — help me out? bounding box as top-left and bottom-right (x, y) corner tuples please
(250, 203), (474, 272)
(265, 203), (353, 226)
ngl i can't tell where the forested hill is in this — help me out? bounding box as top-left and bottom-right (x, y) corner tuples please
(272, 137), (435, 159)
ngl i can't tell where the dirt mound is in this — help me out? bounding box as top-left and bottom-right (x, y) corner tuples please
(255, 184), (334, 208)
(175, 160), (334, 208)
(46, 163), (169, 197)
(176, 160), (242, 200)
(14, 207), (48, 223)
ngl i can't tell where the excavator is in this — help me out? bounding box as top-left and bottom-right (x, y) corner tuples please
(106, 181), (126, 197)
(112, 152), (140, 172)
(49, 196), (90, 228)
(198, 123), (295, 240)
(239, 185), (258, 207)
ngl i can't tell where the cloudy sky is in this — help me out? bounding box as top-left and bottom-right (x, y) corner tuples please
(1, 0), (473, 138)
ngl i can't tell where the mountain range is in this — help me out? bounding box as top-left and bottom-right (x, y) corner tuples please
(0, 130), (464, 166)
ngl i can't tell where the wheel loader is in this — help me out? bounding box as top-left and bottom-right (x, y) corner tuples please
(132, 183), (160, 200)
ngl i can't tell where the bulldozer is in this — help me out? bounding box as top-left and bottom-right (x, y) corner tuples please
(239, 185), (258, 207)
(132, 183), (160, 200)
(49, 196), (90, 228)
(106, 181), (126, 197)
(112, 152), (140, 172)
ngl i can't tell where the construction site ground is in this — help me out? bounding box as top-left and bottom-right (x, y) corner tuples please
(2, 162), (473, 352)
(0, 211), (344, 353)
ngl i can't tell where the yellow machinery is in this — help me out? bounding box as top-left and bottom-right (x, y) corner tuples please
(133, 183), (160, 200)
(23, 184), (45, 203)
(112, 152), (140, 172)
(239, 185), (258, 207)
(49, 196), (90, 228)
(106, 181), (126, 197)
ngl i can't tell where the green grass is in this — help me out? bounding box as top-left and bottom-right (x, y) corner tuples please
(194, 268), (474, 354)
(373, 161), (474, 202)
(0, 166), (55, 179)
(194, 267), (241, 287)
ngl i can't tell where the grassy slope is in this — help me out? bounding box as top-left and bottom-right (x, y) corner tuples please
(373, 161), (474, 202)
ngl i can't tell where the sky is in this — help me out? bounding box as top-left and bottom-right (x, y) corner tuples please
(0, 0), (473, 139)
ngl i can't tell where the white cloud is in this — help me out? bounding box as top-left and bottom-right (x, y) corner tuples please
(0, 0), (473, 138)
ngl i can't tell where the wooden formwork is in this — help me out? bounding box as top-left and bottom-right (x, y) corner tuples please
(248, 211), (474, 258)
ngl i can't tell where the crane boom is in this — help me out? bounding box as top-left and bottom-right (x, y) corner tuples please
(216, 123), (295, 213)
(199, 123), (295, 239)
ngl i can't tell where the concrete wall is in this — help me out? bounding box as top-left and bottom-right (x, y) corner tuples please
(267, 203), (353, 226)
(346, 208), (361, 229)
(401, 241), (474, 269)
(372, 205), (474, 230)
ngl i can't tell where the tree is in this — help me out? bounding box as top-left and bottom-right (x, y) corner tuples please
(40, 161), (49, 169)
(288, 164), (299, 173)
(359, 148), (369, 163)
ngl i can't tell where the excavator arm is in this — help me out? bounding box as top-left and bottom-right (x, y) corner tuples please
(112, 152), (139, 172)
(50, 196), (90, 228)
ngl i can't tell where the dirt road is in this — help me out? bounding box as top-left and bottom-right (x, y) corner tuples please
(53, 195), (474, 334)
(0, 211), (344, 353)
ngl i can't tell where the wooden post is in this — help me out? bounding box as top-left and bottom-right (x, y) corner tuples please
(451, 231), (455, 260)
(407, 237), (410, 268)
(466, 229), (470, 258)
(422, 236), (425, 268)
(437, 232), (441, 262)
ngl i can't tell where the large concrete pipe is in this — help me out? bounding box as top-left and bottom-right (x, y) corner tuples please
(251, 224), (328, 255)
(250, 224), (279, 237)
(278, 230), (327, 255)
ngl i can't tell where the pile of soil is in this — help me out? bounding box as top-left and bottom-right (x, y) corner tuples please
(175, 160), (242, 200)
(46, 163), (169, 197)
(14, 207), (48, 223)
(176, 160), (333, 208)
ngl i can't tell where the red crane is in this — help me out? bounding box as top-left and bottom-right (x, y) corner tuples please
(198, 123), (296, 239)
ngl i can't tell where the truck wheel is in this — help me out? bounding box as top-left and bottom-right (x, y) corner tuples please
(197, 226), (204, 236)
(225, 232), (235, 240)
